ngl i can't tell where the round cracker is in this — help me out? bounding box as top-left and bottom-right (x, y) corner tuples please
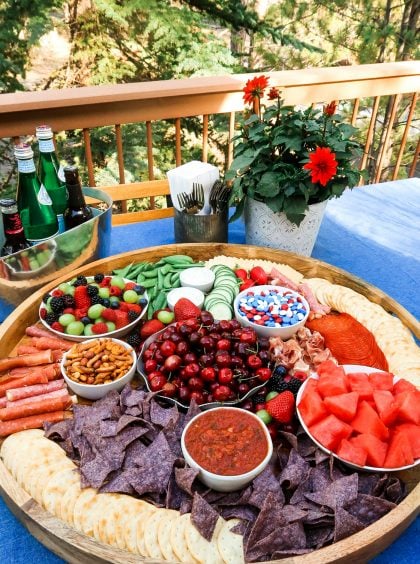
(157, 508), (178, 562)
(0, 429), (45, 470)
(185, 515), (225, 564)
(143, 509), (166, 559)
(80, 492), (116, 539)
(8, 437), (59, 482)
(16, 451), (66, 493)
(42, 467), (80, 515)
(73, 488), (98, 532)
(217, 519), (245, 564)
(170, 513), (198, 563)
(30, 458), (75, 503)
(60, 480), (82, 525)
(102, 493), (130, 548)
(123, 499), (155, 554)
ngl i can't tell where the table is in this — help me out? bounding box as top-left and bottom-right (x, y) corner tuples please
(1, 178), (419, 562)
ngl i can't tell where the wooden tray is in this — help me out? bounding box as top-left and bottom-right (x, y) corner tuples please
(0, 243), (419, 564)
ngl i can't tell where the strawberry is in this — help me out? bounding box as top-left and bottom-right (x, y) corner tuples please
(51, 321), (64, 333)
(74, 286), (90, 309)
(114, 310), (130, 329)
(92, 322), (109, 334)
(51, 289), (65, 297)
(110, 285), (122, 297)
(102, 308), (117, 321)
(63, 307), (75, 314)
(266, 391), (295, 424)
(74, 308), (88, 320)
(119, 302), (130, 312)
(124, 281), (136, 290)
(140, 319), (165, 339)
(126, 303), (141, 313)
(174, 298), (201, 321)
(40, 307), (47, 319)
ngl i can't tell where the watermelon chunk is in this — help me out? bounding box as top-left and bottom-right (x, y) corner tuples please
(368, 371), (394, 391)
(298, 388), (328, 427)
(324, 392), (359, 422)
(347, 372), (374, 400)
(373, 390), (399, 426)
(337, 438), (367, 467)
(351, 400), (389, 441)
(395, 390), (420, 425)
(351, 434), (388, 467)
(383, 431), (414, 468)
(317, 364), (348, 398)
(309, 414), (352, 451)
(393, 378), (417, 395)
(394, 423), (420, 458)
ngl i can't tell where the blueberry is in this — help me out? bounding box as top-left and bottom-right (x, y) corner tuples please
(273, 365), (287, 377)
(81, 316), (91, 325)
(138, 298), (148, 307)
(110, 301), (120, 309)
(102, 298), (110, 307)
(134, 284), (145, 294)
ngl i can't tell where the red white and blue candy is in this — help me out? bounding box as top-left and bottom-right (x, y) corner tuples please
(238, 289), (307, 327)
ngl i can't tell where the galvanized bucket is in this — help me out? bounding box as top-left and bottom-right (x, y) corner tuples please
(173, 208), (228, 244)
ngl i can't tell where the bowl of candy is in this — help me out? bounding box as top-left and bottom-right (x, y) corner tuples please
(137, 310), (273, 409)
(39, 274), (148, 341)
(233, 285), (309, 340)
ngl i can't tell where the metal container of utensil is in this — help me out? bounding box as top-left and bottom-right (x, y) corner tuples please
(174, 207), (228, 243)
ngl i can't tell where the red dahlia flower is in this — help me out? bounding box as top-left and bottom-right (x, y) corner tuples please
(243, 75), (269, 104)
(303, 147), (338, 186)
(324, 101), (337, 116)
(268, 87), (280, 100)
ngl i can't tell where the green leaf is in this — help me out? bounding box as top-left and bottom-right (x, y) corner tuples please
(257, 171), (280, 197)
(229, 197), (246, 223)
(265, 193), (284, 212)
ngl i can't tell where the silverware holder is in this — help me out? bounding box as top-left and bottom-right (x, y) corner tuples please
(174, 208), (228, 243)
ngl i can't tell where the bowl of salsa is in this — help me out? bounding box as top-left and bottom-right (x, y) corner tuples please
(181, 407), (273, 492)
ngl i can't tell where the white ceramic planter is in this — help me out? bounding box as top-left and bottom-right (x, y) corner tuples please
(244, 198), (328, 256)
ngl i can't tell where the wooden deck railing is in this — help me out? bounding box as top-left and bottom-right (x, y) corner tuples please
(1, 62), (419, 224)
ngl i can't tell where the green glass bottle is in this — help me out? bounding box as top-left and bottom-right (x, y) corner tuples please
(15, 143), (58, 244)
(36, 125), (67, 233)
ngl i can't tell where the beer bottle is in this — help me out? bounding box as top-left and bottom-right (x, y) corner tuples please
(15, 143), (59, 244)
(36, 125), (67, 233)
(0, 199), (31, 256)
(63, 166), (93, 229)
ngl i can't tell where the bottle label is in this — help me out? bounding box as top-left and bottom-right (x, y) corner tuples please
(58, 165), (66, 182)
(38, 138), (55, 153)
(57, 213), (66, 233)
(37, 184), (53, 206)
(17, 159), (36, 174)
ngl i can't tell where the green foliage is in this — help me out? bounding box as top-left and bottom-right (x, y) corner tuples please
(227, 87), (365, 226)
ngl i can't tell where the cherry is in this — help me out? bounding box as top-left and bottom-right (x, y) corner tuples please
(154, 350), (165, 364)
(189, 331), (201, 345)
(231, 355), (244, 369)
(199, 336), (215, 351)
(256, 367), (272, 382)
(267, 422), (278, 440)
(209, 332), (221, 341)
(218, 367), (233, 385)
(176, 341), (189, 355)
(179, 324), (193, 337)
(170, 333), (183, 344)
(221, 331), (232, 340)
(178, 387), (190, 402)
(255, 402), (266, 412)
(184, 363), (200, 378)
(149, 342), (159, 351)
(149, 374), (167, 391)
(216, 352), (231, 368)
(235, 343), (249, 357)
(199, 353), (215, 367)
(200, 311), (214, 325)
(171, 377), (182, 388)
(258, 350), (271, 363)
(232, 328), (244, 339)
(144, 359), (158, 374)
(184, 318), (199, 329)
(258, 337), (270, 350)
(200, 367), (216, 382)
(143, 349), (155, 361)
(164, 354), (182, 372)
(179, 368), (188, 380)
(240, 329), (257, 344)
(188, 377), (204, 391)
(213, 385), (231, 401)
(210, 382), (220, 393)
(238, 382), (250, 395)
(161, 382), (177, 397)
(162, 329), (174, 340)
(216, 339), (231, 351)
(184, 352), (197, 364)
(190, 391), (205, 404)
(147, 370), (165, 382)
(247, 355), (263, 370)
(229, 319), (241, 330)
(218, 320), (231, 331)
(241, 400), (254, 411)
(160, 339), (176, 357)
(206, 394), (213, 403)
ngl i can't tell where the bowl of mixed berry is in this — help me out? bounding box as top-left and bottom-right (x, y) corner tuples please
(39, 274), (148, 341)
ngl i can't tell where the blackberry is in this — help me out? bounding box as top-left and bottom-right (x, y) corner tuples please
(50, 296), (65, 314)
(286, 377), (303, 396)
(94, 273), (105, 283)
(42, 292), (51, 304)
(63, 294), (75, 308)
(45, 312), (58, 325)
(87, 285), (99, 297)
(128, 310), (140, 322)
(73, 276), (88, 287)
(126, 331), (142, 348)
(267, 374), (288, 393)
(252, 392), (266, 406)
(90, 295), (104, 305)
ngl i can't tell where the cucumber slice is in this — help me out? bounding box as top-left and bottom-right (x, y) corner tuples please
(208, 302), (233, 321)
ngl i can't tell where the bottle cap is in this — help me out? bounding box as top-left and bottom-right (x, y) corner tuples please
(36, 125), (53, 139)
(0, 199), (17, 208)
(63, 165), (80, 185)
(14, 143), (34, 160)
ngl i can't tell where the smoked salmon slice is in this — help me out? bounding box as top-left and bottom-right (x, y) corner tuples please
(306, 312), (389, 370)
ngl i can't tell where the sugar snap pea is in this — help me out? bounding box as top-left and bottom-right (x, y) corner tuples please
(162, 255), (194, 265)
(154, 291), (167, 311)
(140, 278), (158, 288)
(113, 263), (133, 278)
(142, 269), (158, 279)
(163, 272), (173, 288)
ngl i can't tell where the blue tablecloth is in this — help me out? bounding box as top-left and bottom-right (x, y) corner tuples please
(1, 178), (419, 562)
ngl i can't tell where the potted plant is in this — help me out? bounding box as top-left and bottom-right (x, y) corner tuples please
(226, 75), (365, 254)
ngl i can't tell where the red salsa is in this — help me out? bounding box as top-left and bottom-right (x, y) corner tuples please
(184, 408), (269, 476)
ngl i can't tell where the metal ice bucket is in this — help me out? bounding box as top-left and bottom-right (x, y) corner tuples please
(173, 208), (228, 244)
(0, 187), (112, 309)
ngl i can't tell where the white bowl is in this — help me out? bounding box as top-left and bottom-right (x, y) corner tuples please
(296, 364), (419, 473)
(181, 407), (273, 492)
(39, 276), (148, 342)
(61, 338), (136, 400)
(180, 267), (215, 293)
(233, 285), (309, 340)
(166, 287), (205, 311)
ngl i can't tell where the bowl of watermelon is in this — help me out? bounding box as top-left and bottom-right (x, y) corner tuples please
(39, 274), (148, 341)
(296, 361), (420, 472)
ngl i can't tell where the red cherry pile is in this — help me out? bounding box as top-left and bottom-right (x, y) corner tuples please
(140, 310), (273, 406)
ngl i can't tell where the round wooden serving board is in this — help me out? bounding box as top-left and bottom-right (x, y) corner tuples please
(0, 243), (419, 564)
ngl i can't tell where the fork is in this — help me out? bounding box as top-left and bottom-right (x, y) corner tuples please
(209, 180), (230, 214)
(177, 191), (200, 214)
(192, 183), (205, 211)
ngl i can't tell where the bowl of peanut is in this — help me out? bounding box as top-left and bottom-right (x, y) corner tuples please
(61, 337), (137, 400)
